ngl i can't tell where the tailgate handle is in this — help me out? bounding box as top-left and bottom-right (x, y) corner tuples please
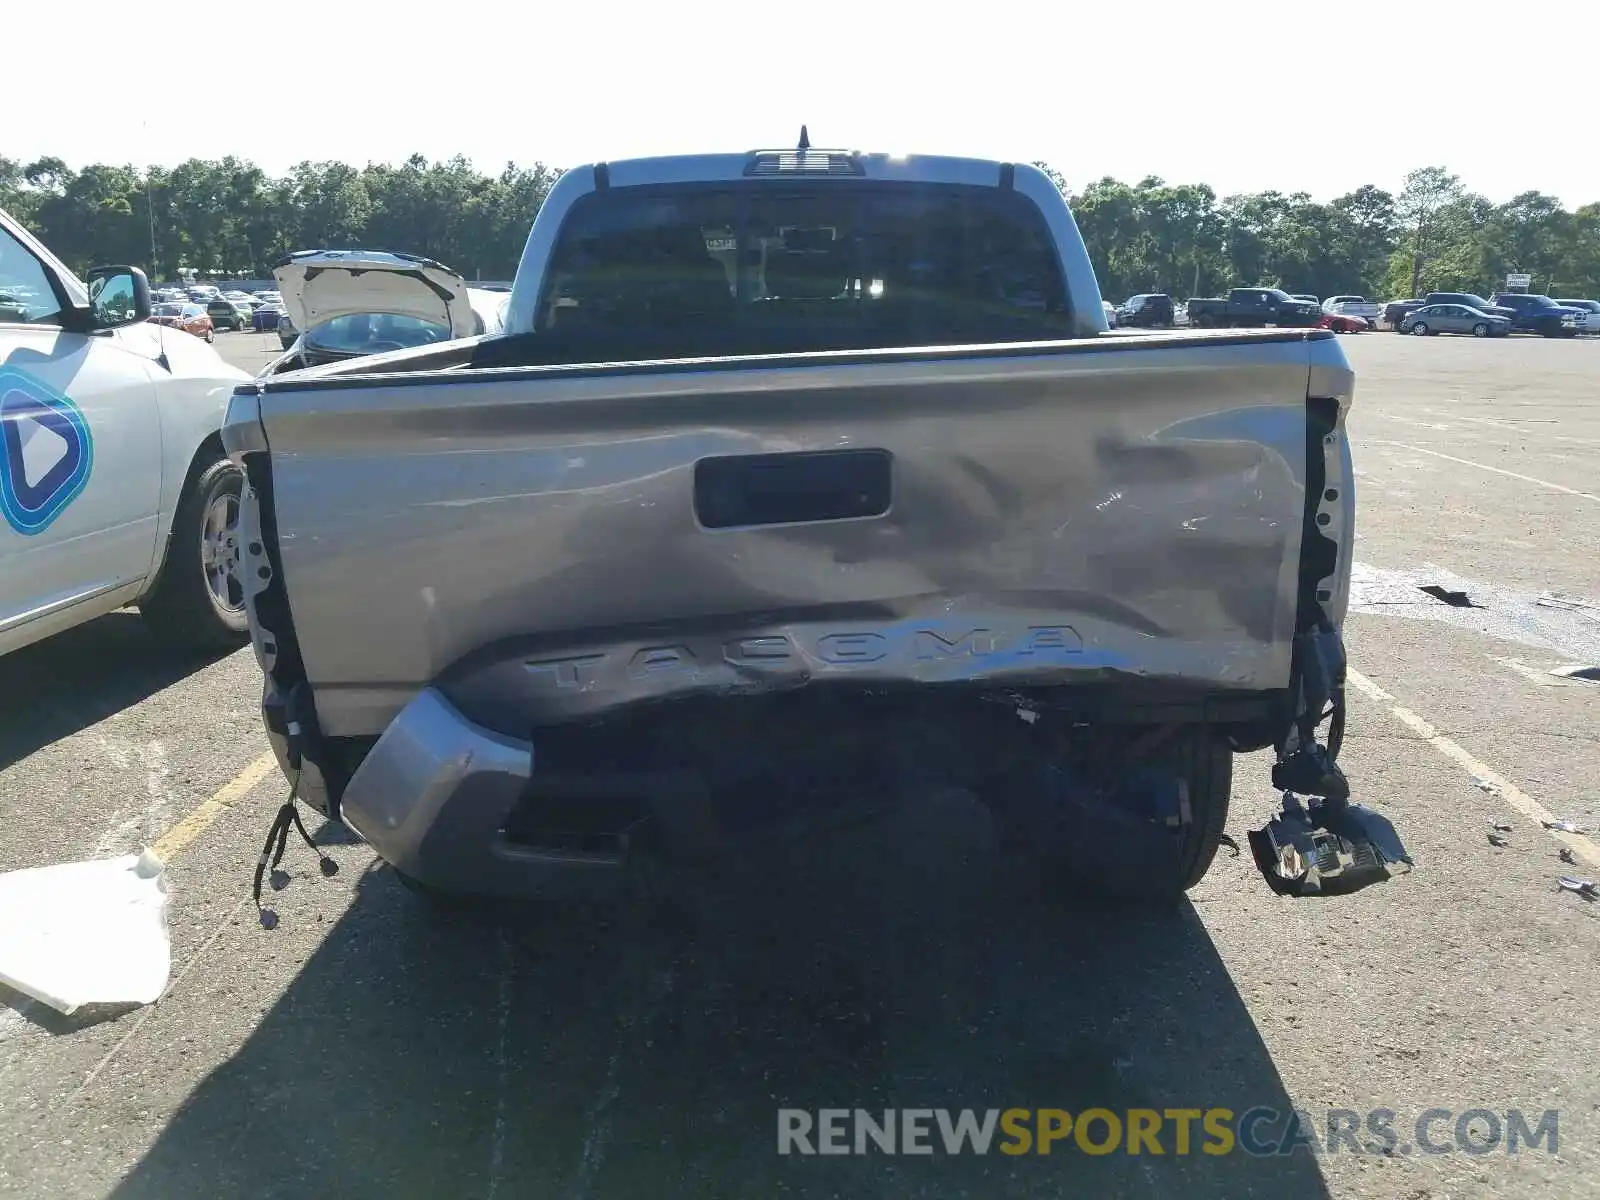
(694, 449), (892, 529)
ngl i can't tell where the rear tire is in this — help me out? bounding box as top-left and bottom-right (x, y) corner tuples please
(139, 456), (251, 652)
(1164, 735), (1232, 891)
(1035, 730), (1233, 903)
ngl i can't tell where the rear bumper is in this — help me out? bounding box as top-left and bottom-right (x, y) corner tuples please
(335, 687), (628, 899)
(323, 678), (1299, 900)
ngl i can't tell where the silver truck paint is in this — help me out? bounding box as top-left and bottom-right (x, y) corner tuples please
(226, 328), (1358, 894)
(222, 144), (1400, 903)
(243, 335), (1348, 738)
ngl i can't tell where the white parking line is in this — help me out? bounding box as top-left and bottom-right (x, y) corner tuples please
(1370, 414), (1453, 432)
(1454, 415), (1600, 446)
(1346, 667), (1600, 869)
(1368, 441), (1600, 504)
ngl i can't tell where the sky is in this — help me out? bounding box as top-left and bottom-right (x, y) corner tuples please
(12, 2), (1596, 207)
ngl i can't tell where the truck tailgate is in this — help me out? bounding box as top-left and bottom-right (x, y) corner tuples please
(239, 331), (1352, 737)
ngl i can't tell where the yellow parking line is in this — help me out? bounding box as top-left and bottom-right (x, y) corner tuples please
(1347, 668), (1600, 869)
(150, 752), (279, 862)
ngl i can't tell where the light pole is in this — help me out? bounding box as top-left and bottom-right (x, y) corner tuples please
(146, 168), (159, 278)
(142, 119), (159, 280)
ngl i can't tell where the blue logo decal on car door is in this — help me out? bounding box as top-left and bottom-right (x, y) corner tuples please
(0, 366), (94, 535)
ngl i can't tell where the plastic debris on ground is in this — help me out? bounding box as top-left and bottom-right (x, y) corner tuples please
(1557, 877), (1597, 901)
(0, 851), (171, 1016)
(1248, 793), (1413, 897)
(1548, 664), (1600, 684)
(1560, 848), (1577, 865)
(1542, 819), (1589, 835)
(1473, 777), (1501, 797)
(1487, 831), (1509, 848)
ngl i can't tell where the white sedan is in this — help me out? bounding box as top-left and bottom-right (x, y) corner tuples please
(1, 208), (251, 656)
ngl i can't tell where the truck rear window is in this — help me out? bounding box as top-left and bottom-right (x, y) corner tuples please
(532, 182), (1073, 359)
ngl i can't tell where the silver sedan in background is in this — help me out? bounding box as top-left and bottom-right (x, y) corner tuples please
(1400, 303), (1512, 337)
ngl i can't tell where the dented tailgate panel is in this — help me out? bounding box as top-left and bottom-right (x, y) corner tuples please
(251, 333), (1351, 737)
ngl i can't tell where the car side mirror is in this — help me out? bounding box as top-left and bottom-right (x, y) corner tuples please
(85, 266), (152, 330)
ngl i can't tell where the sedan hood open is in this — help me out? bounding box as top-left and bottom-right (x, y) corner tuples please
(271, 250), (476, 340)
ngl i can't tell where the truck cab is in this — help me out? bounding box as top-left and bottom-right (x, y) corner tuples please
(1186, 288), (1321, 328)
(1490, 293), (1582, 337)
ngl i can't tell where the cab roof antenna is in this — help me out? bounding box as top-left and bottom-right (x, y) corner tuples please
(797, 125), (811, 151)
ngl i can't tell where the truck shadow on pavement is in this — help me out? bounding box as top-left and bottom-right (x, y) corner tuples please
(111, 791), (1330, 1200)
(0, 612), (235, 771)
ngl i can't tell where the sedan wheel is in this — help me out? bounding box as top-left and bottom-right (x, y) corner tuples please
(1409, 322), (1429, 336)
(138, 458), (250, 650)
(200, 489), (244, 616)
(1473, 323), (1490, 338)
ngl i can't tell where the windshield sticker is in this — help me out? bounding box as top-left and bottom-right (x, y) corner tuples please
(0, 366), (94, 536)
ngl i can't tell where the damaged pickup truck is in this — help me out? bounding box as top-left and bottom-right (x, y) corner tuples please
(222, 135), (1411, 907)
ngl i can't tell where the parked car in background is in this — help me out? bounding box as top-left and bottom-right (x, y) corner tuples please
(1383, 298), (1426, 330)
(151, 302), (215, 342)
(0, 205), (251, 657)
(1490, 292), (1582, 337)
(1185, 287), (1321, 328)
(1399, 303), (1511, 338)
(258, 249), (508, 376)
(1423, 292), (1515, 322)
(1100, 299), (1118, 328)
(1289, 294), (1319, 306)
(186, 285), (221, 303)
(1322, 295), (1382, 325)
(1118, 292), (1175, 328)
(1553, 298), (1598, 333)
(1317, 311), (1369, 334)
(275, 305), (298, 348)
(205, 296), (252, 331)
(0, 288), (28, 321)
(252, 298), (286, 332)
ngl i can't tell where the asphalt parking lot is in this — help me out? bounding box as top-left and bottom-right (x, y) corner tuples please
(3, 329), (1599, 1200)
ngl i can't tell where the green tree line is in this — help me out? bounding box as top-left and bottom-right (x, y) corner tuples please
(1, 153), (562, 283)
(5, 153), (1599, 300)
